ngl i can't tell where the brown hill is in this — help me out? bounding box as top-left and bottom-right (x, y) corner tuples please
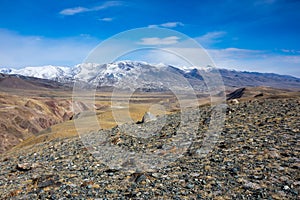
(0, 92), (90, 153)
(226, 86), (299, 101)
(0, 73), (72, 91)
(0, 76), (41, 90)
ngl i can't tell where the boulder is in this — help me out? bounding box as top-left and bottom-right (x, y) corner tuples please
(137, 112), (157, 124)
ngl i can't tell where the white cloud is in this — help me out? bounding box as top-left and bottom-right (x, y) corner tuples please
(209, 48), (262, 58)
(59, 7), (89, 15)
(160, 22), (184, 28)
(281, 49), (291, 53)
(148, 22), (184, 28)
(60, 1), (122, 16)
(99, 17), (114, 22)
(138, 36), (180, 45)
(141, 50), (192, 67)
(208, 47), (300, 76)
(195, 31), (226, 47)
(0, 29), (98, 68)
(281, 49), (300, 54)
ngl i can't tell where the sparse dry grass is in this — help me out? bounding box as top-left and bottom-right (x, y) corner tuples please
(9, 86), (300, 152)
(12, 91), (201, 150)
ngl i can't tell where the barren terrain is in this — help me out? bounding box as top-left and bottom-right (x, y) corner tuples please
(0, 73), (299, 199)
(1, 93), (299, 199)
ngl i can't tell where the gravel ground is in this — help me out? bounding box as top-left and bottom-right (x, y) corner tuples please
(0, 98), (299, 199)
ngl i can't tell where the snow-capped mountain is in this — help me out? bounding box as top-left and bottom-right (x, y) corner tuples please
(71, 61), (206, 91)
(0, 68), (13, 74)
(0, 65), (73, 82)
(0, 61), (201, 88)
(0, 61), (155, 83)
(73, 61), (152, 85)
(1, 61), (300, 90)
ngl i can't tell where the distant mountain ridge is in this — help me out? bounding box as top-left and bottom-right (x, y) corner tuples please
(1, 61), (300, 89)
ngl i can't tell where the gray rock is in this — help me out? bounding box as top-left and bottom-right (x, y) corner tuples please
(137, 112), (157, 124)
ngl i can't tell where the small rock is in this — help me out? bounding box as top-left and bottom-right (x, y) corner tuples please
(137, 112), (157, 124)
(230, 168), (239, 175)
(81, 180), (94, 187)
(232, 99), (239, 104)
(87, 184), (92, 189)
(244, 181), (261, 190)
(16, 163), (32, 171)
(108, 172), (114, 176)
(283, 185), (290, 190)
(135, 174), (147, 184)
(186, 184), (194, 189)
(38, 180), (55, 188)
(268, 150), (280, 159)
(151, 173), (162, 178)
(190, 173), (200, 177)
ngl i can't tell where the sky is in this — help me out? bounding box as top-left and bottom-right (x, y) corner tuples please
(0, 0), (299, 77)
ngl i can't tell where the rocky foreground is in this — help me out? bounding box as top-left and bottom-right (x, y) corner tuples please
(0, 98), (299, 199)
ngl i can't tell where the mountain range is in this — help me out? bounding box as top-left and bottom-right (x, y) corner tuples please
(1, 61), (300, 90)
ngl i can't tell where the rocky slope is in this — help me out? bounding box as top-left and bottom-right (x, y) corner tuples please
(0, 97), (299, 199)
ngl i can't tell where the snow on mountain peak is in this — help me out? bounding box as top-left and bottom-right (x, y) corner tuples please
(0, 61), (212, 87)
(0, 68), (12, 74)
(0, 65), (72, 80)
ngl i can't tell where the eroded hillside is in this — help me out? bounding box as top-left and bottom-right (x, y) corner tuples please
(0, 92), (89, 153)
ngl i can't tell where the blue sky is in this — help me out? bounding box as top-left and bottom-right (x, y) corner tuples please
(0, 0), (299, 76)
